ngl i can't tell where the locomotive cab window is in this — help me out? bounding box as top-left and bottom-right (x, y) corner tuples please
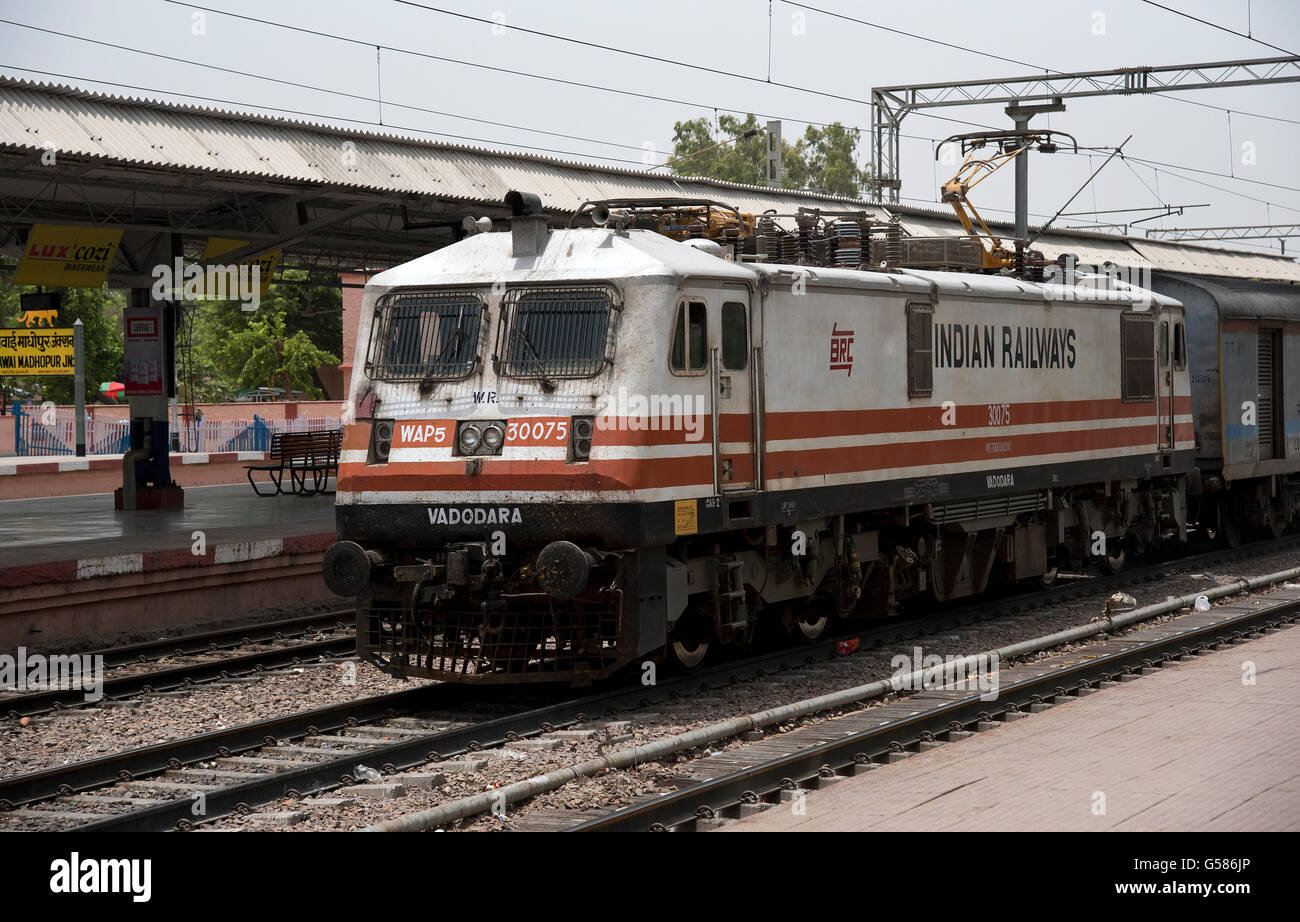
(721, 301), (748, 370)
(1122, 313), (1156, 402)
(906, 302), (934, 398)
(1173, 321), (1186, 370)
(671, 300), (708, 374)
(1159, 320), (1170, 368)
(498, 286), (618, 379)
(366, 291), (484, 382)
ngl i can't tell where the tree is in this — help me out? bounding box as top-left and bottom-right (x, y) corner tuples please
(0, 271), (125, 406)
(227, 311), (339, 400)
(669, 114), (871, 197)
(798, 123), (873, 198)
(186, 268), (342, 401)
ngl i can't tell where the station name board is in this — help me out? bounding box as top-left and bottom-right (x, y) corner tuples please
(0, 328), (76, 375)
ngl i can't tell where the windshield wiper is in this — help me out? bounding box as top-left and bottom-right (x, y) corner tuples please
(424, 315), (468, 377)
(510, 322), (556, 392)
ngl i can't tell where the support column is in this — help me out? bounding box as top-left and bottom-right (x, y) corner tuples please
(73, 318), (85, 457)
(1005, 100), (1065, 241)
(116, 231), (184, 510)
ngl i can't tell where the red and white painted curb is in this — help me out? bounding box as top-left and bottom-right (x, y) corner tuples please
(0, 533), (334, 589)
(0, 451), (270, 477)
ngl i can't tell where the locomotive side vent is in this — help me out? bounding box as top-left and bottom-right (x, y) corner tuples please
(932, 491), (1045, 524)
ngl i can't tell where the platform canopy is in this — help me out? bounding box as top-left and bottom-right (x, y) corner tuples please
(1, 76), (1297, 283)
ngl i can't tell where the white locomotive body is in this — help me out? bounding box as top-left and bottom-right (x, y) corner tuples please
(328, 200), (1194, 684)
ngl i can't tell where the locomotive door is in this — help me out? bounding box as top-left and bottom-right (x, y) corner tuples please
(715, 289), (755, 492)
(1158, 315), (1174, 452)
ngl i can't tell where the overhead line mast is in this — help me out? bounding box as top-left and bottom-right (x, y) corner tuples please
(871, 55), (1300, 237)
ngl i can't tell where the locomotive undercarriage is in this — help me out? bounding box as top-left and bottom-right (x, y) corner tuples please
(667, 475), (1194, 669)
(356, 542), (630, 684)
(1199, 473), (1300, 547)
(348, 475), (1196, 684)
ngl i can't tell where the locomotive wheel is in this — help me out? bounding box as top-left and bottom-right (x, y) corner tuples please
(1219, 501), (1243, 549)
(791, 601), (830, 643)
(1098, 547), (1126, 574)
(1036, 566), (1060, 589)
(668, 616), (712, 672)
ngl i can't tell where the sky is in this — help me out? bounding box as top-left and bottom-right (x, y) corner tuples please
(0, 0), (1297, 255)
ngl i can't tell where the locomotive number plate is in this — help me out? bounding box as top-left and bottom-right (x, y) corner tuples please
(506, 417), (570, 446)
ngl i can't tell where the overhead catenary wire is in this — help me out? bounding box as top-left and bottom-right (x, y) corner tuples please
(1138, 0), (1297, 57)
(783, 0), (1300, 127)
(3, 8), (1298, 232)
(138, 5), (935, 144)
(141, 4), (1300, 198)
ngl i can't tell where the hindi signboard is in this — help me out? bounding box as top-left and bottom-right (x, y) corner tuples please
(0, 327), (76, 376)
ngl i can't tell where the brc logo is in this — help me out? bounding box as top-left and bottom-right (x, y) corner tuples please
(830, 323), (854, 377)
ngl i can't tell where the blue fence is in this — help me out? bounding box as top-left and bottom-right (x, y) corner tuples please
(14, 403), (70, 455)
(13, 407), (335, 456)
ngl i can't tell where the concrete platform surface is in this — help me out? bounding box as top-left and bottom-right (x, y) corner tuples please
(0, 482), (336, 569)
(721, 624), (1300, 832)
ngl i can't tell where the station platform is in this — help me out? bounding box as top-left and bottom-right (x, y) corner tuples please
(0, 483), (339, 650)
(0, 450), (267, 500)
(721, 622), (1300, 832)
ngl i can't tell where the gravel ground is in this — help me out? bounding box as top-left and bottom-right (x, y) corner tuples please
(0, 628), (354, 715)
(188, 544), (1300, 832)
(0, 659), (423, 779)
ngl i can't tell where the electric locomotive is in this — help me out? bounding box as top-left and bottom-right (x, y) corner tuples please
(324, 191), (1196, 684)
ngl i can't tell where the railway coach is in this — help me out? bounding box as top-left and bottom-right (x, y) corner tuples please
(1149, 272), (1300, 545)
(324, 193), (1195, 684)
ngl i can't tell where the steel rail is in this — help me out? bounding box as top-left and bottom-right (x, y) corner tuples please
(2, 635), (358, 718)
(91, 610), (356, 667)
(568, 598), (1299, 831)
(3, 534), (1294, 828)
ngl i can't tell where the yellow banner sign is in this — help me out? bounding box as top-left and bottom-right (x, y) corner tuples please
(202, 237), (281, 296)
(0, 327), (76, 376)
(14, 225), (123, 287)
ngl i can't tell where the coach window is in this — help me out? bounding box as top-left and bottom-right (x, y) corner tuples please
(670, 300), (708, 374)
(721, 301), (748, 370)
(1122, 313), (1156, 402)
(1173, 321), (1187, 370)
(906, 302), (934, 397)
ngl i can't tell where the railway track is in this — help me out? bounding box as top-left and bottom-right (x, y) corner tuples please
(354, 557), (1300, 832)
(0, 610), (357, 717)
(562, 587), (1300, 832)
(2, 536), (1295, 831)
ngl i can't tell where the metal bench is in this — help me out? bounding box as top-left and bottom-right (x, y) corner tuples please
(245, 429), (342, 496)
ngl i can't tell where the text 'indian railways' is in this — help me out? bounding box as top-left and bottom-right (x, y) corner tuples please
(935, 323), (1077, 369)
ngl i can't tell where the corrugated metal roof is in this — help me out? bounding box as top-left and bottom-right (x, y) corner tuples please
(1129, 238), (1300, 282)
(0, 76), (874, 210)
(1, 75), (1297, 282)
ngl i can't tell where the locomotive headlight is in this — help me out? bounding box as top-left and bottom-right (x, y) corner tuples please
(570, 416), (594, 462)
(482, 423), (505, 450)
(370, 419), (394, 464)
(459, 424), (482, 453)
